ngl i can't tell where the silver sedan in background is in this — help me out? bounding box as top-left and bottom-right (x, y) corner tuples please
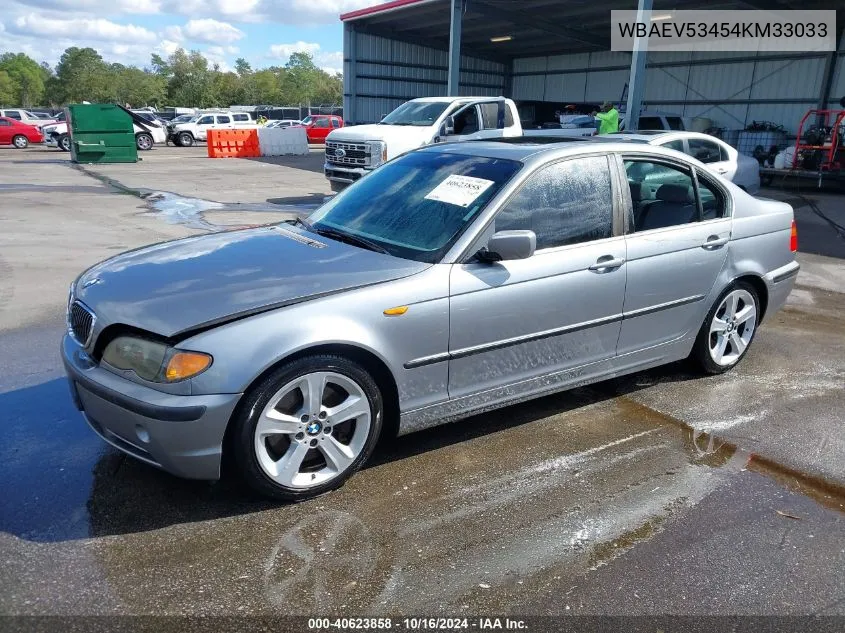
(62, 139), (799, 500)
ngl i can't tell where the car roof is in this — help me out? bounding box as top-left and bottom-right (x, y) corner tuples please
(612, 131), (728, 145)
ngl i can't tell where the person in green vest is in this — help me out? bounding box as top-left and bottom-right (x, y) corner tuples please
(592, 101), (619, 135)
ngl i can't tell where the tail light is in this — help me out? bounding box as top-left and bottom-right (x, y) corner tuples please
(790, 220), (798, 252)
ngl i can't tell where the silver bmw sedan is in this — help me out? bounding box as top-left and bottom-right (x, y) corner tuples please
(63, 139), (799, 500)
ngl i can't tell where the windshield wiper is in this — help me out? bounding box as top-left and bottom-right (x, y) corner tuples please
(292, 217), (314, 231)
(311, 226), (391, 255)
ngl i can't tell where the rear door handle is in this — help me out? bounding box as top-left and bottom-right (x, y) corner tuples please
(702, 235), (730, 248)
(588, 256), (626, 271)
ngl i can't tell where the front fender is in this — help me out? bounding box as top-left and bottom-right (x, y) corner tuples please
(184, 266), (452, 414)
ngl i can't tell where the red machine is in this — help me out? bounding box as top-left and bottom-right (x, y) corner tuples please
(791, 109), (845, 171)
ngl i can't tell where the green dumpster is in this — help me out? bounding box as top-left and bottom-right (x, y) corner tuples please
(67, 103), (138, 164)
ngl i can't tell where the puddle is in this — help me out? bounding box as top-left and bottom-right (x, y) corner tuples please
(73, 163), (326, 231)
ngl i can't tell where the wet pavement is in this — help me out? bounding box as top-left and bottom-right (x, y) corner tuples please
(1, 146), (844, 620)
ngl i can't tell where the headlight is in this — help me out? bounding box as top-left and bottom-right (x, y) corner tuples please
(369, 140), (388, 167)
(102, 336), (212, 383)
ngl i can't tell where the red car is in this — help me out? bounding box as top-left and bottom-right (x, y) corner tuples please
(300, 114), (343, 143)
(0, 116), (43, 148)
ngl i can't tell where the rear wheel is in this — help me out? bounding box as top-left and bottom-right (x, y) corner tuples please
(12, 135), (28, 149)
(135, 132), (154, 151)
(691, 281), (759, 374)
(178, 132), (194, 147)
(231, 355), (384, 501)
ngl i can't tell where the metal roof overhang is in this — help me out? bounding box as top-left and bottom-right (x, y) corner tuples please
(341, 0), (843, 64)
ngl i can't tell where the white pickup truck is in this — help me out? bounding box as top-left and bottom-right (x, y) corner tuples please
(324, 96), (522, 191)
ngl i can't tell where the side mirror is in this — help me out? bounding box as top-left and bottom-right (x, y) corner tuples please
(477, 230), (536, 262)
(444, 115), (455, 136)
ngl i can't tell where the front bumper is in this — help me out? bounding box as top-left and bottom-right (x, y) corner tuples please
(324, 163), (369, 184)
(62, 334), (241, 480)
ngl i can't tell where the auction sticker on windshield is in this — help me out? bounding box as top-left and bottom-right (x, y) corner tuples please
(424, 175), (495, 208)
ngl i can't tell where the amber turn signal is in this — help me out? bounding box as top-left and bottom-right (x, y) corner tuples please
(383, 305), (409, 316)
(165, 351), (212, 381)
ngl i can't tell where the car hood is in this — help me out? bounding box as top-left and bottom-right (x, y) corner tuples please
(74, 225), (429, 339)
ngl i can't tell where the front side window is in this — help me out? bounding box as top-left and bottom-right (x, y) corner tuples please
(5, 111), (21, 120)
(494, 155), (614, 250)
(331, 118), (340, 128)
(625, 160), (698, 231)
(667, 117), (684, 130)
(662, 139), (685, 152)
(315, 118), (330, 128)
(198, 116), (214, 125)
(308, 151), (522, 263)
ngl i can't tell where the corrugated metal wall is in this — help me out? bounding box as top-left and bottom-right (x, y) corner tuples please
(344, 30), (507, 124)
(511, 44), (845, 134)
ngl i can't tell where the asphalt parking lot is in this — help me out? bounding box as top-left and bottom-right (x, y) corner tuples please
(1, 145), (844, 619)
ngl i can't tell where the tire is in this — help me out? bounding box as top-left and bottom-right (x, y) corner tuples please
(230, 354), (384, 501)
(12, 135), (28, 149)
(329, 180), (347, 193)
(58, 134), (70, 152)
(178, 132), (194, 147)
(691, 281), (760, 375)
(135, 132), (154, 151)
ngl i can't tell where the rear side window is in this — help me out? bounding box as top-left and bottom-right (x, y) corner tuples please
(233, 114), (249, 121)
(687, 138), (722, 164)
(479, 103), (499, 129)
(662, 139), (684, 152)
(696, 172), (728, 220)
(667, 117), (684, 130)
(0, 120), (11, 126)
(494, 155), (614, 250)
(625, 160), (697, 231)
(5, 111), (22, 120)
(216, 116), (230, 124)
(505, 106), (515, 127)
(331, 118), (340, 128)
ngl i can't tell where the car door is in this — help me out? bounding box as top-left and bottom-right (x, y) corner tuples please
(195, 115), (215, 139)
(448, 154), (627, 399)
(618, 153), (731, 357)
(0, 118), (13, 144)
(215, 115), (233, 129)
(309, 118), (331, 142)
(442, 103), (486, 143)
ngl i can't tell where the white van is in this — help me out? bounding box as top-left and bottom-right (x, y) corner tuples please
(167, 111), (255, 146)
(324, 96), (522, 191)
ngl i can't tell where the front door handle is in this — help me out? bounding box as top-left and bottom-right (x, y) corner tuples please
(588, 256), (626, 271)
(702, 235), (730, 249)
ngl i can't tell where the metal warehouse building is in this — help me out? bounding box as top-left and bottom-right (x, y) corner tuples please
(340, 0), (845, 136)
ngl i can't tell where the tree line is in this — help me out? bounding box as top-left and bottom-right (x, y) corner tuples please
(0, 47), (343, 110)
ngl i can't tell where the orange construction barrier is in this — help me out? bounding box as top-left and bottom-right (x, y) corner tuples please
(207, 129), (260, 158)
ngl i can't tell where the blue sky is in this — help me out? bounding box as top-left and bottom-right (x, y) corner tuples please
(0, 1), (380, 73)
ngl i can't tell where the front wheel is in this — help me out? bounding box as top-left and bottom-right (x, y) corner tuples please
(136, 132), (154, 150)
(231, 355), (384, 501)
(178, 132), (194, 147)
(12, 135), (28, 149)
(58, 134), (71, 151)
(329, 180), (347, 193)
(691, 281), (760, 374)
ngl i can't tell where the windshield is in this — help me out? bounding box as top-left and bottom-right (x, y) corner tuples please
(380, 101), (450, 126)
(301, 116), (312, 125)
(307, 151), (521, 263)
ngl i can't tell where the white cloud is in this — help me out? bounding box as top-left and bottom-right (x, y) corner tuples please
(159, 40), (181, 56)
(268, 41), (321, 60)
(162, 25), (184, 42)
(11, 13), (158, 43)
(183, 18), (244, 44)
(13, 0), (162, 15)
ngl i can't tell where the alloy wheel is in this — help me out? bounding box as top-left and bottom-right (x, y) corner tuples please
(708, 288), (756, 366)
(253, 371), (372, 489)
(13, 136), (28, 149)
